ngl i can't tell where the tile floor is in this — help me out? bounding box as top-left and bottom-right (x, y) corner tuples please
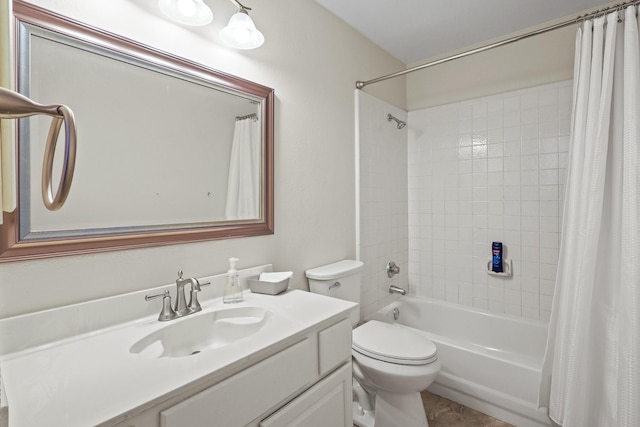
(354, 391), (515, 427)
(422, 391), (515, 427)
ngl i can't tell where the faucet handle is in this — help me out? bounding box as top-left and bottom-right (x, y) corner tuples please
(188, 279), (211, 313)
(193, 279), (211, 292)
(386, 261), (400, 278)
(145, 290), (177, 321)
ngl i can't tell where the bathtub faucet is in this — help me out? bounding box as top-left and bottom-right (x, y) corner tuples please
(389, 285), (406, 295)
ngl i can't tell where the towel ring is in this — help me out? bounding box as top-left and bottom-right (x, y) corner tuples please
(0, 87), (77, 211)
(41, 105), (76, 211)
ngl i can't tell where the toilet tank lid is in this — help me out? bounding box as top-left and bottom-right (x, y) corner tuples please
(305, 260), (364, 280)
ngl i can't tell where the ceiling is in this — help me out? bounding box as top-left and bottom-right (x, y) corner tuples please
(314, 0), (613, 64)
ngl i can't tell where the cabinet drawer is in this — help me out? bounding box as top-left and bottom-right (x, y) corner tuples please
(259, 362), (352, 427)
(161, 339), (314, 427)
(318, 319), (351, 376)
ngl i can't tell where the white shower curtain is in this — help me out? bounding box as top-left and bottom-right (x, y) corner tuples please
(539, 7), (640, 427)
(225, 117), (260, 220)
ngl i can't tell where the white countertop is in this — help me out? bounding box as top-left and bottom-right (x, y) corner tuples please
(1, 289), (356, 427)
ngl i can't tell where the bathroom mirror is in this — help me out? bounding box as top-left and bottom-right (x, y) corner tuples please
(0, 1), (274, 262)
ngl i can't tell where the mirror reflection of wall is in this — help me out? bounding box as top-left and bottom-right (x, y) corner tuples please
(22, 25), (260, 239)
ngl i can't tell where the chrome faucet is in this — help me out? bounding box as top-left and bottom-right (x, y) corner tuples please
(386, 261), (400, 278)
(175, 270), (195, 316)
(145, 271), (210, 321)
(389, 285), (406, 295)
(187, 278), (209, 313)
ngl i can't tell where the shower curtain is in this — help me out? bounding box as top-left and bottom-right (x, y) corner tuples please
(539, 6), (639, 427)
(225, 116), (260, 220)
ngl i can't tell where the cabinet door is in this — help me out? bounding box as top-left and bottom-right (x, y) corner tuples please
(259, 362), (352, 427)
(318, 319), (351, 376)
(161, 339), (314, 427)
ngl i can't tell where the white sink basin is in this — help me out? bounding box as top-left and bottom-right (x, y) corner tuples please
(130, 306), (271, 358)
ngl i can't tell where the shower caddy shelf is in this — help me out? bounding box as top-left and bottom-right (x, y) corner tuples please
(486, 258), (513, 277)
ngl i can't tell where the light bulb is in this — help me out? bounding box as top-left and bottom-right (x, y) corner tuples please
(176, 0), (196, 17)
(158, 0), (213, 26)
(220, 10), (264, 49)
(233, 27), (251, 45)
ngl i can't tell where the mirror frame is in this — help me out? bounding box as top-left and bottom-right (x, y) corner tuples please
(0, 0), (274, 262)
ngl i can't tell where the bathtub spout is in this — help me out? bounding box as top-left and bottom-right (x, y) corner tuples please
(389, 285), (406, 295)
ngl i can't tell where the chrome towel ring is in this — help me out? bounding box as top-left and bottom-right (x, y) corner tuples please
(0, 87), (77, 211)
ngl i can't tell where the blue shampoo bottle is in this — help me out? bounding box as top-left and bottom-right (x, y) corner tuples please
(492, 242), (503, 273)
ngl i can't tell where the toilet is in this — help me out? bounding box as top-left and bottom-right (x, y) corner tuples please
(305, 260), (440, 427)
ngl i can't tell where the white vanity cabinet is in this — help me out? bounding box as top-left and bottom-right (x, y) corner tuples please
(258, 363), (351, 427)
(114, 318), (353, 427)
(1, 287), (357, 427)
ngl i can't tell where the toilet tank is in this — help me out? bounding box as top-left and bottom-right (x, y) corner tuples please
(305, 260), (363, 326)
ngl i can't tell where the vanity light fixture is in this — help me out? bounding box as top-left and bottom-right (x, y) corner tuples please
(158, 0), (213, 26)
(220, 0), (264, 49)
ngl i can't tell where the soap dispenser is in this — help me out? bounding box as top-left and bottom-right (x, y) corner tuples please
(223, 257), (243, 304)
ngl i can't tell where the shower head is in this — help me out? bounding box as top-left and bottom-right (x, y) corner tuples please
(387, 113), (406, 129)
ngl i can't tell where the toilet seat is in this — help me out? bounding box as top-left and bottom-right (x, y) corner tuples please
(352, 320), (438, 366)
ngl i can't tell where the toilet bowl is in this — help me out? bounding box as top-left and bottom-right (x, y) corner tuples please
(305, 260), (440, 427)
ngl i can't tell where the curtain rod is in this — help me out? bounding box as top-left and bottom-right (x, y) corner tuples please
(355, 0), (640, 89)
(236, 113), (258, 121)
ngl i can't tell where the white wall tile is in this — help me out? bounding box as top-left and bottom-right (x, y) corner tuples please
(407, 81), (570, 321)
(358, 91), (409, 319)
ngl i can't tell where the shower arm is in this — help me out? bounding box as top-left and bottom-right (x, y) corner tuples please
(387, 113), (406, 129)
(0, 87), (77, 211)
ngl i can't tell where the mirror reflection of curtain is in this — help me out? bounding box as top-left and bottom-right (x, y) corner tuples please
(225, 116), (260, 220)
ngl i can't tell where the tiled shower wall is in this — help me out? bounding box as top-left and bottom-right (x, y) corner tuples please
(357, 91), (409, 320)
(407, 80), (572, 321)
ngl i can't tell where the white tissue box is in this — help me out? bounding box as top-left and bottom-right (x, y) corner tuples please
(247, 275), (289, 295)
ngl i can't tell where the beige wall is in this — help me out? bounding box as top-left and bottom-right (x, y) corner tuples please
(407, 26), (575, 109)
(0, 0), (405, 318)
(406, 0), (619, 109)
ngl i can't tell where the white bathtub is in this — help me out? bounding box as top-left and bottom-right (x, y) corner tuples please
(370, 297), (552, 427)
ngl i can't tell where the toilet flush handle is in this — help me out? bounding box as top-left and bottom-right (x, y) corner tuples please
(329, 281), (341, 290)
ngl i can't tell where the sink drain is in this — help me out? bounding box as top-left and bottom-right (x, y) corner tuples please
(191, 350), (201, 355)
